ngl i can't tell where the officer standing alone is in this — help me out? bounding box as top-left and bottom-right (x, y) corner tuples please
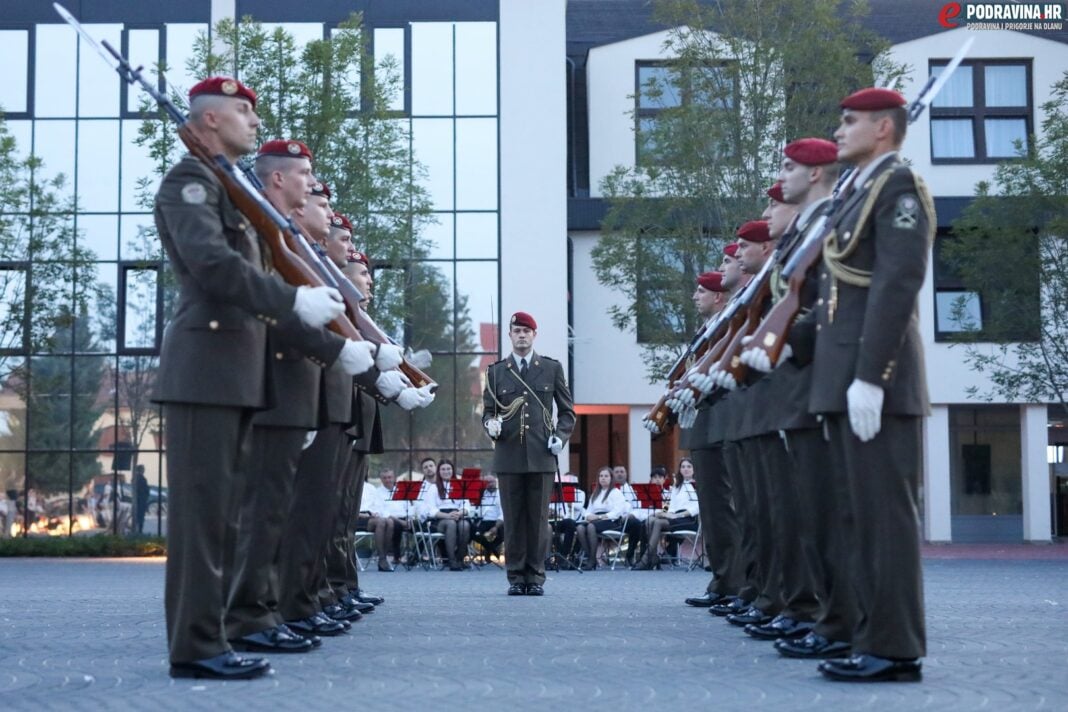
(482, 312), (575, 596)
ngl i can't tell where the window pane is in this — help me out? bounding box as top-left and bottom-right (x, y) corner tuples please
(4, 120), (33, 166)
(936, 290), (982, 332)
(368, 266), (407, 345)
(78, 24), (122, 117)
(78, 214), (119, 262)
(412, 118), (454, 210)
(0, 269), (28, 354)
(374, 28), (404, 112)
(80, 263), (117, 353)
(931, 118), (974, 159)
(638, 65), (681, 109)
(692, 65), (733, 109)
(455, 118), (497, 210)
(456, 212), (497, 259)
(454, 261), (497, 352)
(33, 120), (77, 203)
(408, 261), (453, 353)
(121, 120), (159, 212)
(28, 356), (72, 448)
(637, 116), (660, 163)
(35, 24), (78, 117)
(77, 120), (120, 212)
(165, 25), (208, 97)
(984, 118), (1027, 158)
(412, 354), (455, 448)
(421, 212), (454, 259)
(0, 30), (30, 113)
(127, 30), (161, 113)
(121, 214), (162, 261)
(984, 65), (1027, 107)
(0, 419), (26, 481)
(123, 267), (159, 350)
(411, 23), (453, 116)
(931, 64), (973, 108)
(454, 23), (496, 116)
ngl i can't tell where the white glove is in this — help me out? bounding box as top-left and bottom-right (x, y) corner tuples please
(846, 378), (884, 442)
(395, 387), (422, 410)
(301, 430), (317, 450)
(547, 435), (564, 455)
(337, 340), (375, 375)
(678, 406), (698, 429)
(714, 369), (737, 391)
(485, 418), (502, 438)
(293, 285), (344, 327)
(642, 417), (660, 435)
(414, 384), (435, 407)
(689, 372), (715, 396)
(675, 387), (696, 407)
(743, 343), (793, 373)
(374, 343), (404, 371)
(375, 370), (406, 398)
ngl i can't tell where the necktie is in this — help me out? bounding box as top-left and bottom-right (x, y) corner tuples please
(519, 358), (528, 378)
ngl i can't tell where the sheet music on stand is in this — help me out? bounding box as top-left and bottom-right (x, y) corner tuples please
(631, 483), (665, 513)
(448, 478), (486, 508)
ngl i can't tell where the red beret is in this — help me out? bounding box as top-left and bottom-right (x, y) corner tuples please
(696, 271), (726, 292)
(509, 311), (537, 330)
(188, 76), (257, 108)
(736, 220), (771, 243)
(765, 182), (785, 203)
(840, 87), (906, 111)
(347, 248), (370, 267)
(723, 242), (740, 258)
(310, 181), (331, 199)
(257, 139), (313, 161)
(330, 212), (352, 232)
(784, 138), (838, 166)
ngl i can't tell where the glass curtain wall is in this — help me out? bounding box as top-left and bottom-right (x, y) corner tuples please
(0, 14), (500, 536)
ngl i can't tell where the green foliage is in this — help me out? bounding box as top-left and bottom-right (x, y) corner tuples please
(593, 0), (906, 381)
(0, 534), (166, 557)
(944, 71), (1068, 412)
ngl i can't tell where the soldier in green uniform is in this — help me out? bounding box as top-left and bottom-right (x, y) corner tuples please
(154, 78), (351, 679)
(807, 88), (933, 683)
(482, 312), (576, 596)
(224, 140), (378, 655)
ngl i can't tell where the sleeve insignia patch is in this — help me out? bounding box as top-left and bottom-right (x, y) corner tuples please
(893, 194), (919, 230)
(180, 182), (207, 204)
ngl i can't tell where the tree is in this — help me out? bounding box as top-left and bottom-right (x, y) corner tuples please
(592, 0), (906, 381)
(942, 71), (1068, 415)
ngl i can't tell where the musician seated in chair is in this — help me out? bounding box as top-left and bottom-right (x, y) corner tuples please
(421, 459), (472, 571)
(633, 459), (700, 570)
(356, 472), (395, 572)
(549, 472), (586, 564)
(575, 467), (627, 570)
(473, 472), (504, 558)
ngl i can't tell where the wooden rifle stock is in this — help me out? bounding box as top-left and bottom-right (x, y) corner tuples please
(712, 279), (770, 384)
(173, 125), (364, 342)
(744, 235), (822, 368)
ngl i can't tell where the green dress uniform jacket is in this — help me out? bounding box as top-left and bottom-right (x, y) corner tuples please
(482, 353), (576, 474)
(153, 154), (296, 408)
(808, 155), (933, 416)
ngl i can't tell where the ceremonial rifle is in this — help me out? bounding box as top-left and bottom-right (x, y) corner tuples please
(53, 3), (366, 342)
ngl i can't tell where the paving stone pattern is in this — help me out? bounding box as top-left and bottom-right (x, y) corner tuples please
(0, 555), (1066, 710)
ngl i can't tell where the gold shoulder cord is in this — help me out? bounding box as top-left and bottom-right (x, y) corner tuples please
(822, 169), (936, 320)
(488, 366), (526, 422)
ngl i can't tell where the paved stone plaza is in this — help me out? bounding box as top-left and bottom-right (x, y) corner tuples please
(1, 549), (1066, 710)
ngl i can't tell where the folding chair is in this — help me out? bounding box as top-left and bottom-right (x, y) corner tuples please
(597, 526), (628, 570)
(410, 516), (446, 570)
(352, 530), (374, 572)
(664, 519), (703, 571)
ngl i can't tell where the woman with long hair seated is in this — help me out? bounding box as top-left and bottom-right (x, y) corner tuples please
(575, 466), (627, 570)
(423, 459), (472, 571)
(632, 458), (700, 570)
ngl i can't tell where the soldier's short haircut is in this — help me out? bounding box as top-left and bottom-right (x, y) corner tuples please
(872, 106), (908, 145)
(818, 161), (841, 187)
(188, 94), (230, 123)
(253, 153), (302, 183)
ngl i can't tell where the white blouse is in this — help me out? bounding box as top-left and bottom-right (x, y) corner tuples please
(584, 487), (627, 520)
(666, 482), (699, 517)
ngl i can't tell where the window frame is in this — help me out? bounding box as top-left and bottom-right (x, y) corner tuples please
(0, 25), (34, 119)
(119, 25), (166, 120)
(0, 262), (31, 356)
(928, 58), (1034, 165)
(116, 261), (163, 356)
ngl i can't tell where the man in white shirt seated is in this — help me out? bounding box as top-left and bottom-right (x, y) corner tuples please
(357, 474), (395, 572)
(377, 469), (414, 564)
(472, 472), (504, 558)
(548, 472), (586, 565)
(612, 465), (644, 567)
